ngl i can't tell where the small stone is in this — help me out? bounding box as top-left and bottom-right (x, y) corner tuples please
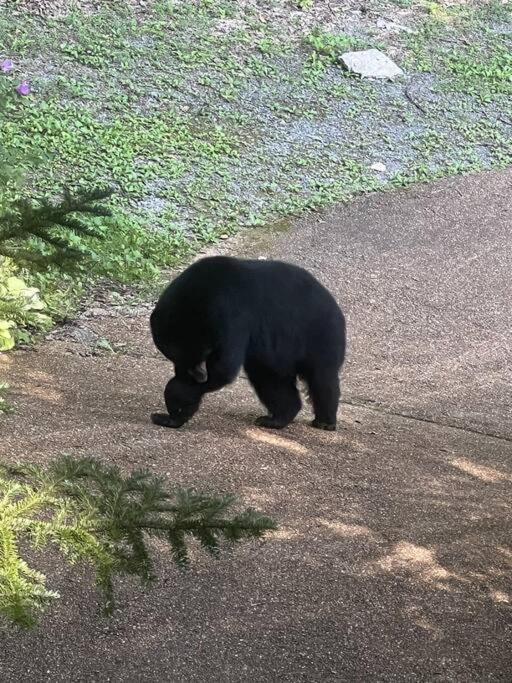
(47, 324), (98, 345)
(340, 49), (404, 80)
(370, 162), (387, 172)
(219, 234), (229, 240)
(87, 307), (106, 318)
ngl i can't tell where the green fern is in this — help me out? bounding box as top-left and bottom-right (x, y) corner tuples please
(0, 456), (276, 628)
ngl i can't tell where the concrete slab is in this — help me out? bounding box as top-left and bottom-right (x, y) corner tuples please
(236, 169), (512, 440)
(0, 170), (511, 681)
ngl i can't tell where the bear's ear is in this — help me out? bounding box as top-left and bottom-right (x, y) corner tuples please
(188, 360), (208, 383)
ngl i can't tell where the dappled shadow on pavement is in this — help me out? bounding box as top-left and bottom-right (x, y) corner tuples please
(1, 326), (510, 680)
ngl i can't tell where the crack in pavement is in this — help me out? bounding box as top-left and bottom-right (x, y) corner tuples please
(341, 398), (512, 444)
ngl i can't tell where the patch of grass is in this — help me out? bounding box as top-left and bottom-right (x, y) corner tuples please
(0, 0), (510, 333)
(444, 43), (512, 100)
(403, 3), (512, 101)
(304, 28), (367, 64)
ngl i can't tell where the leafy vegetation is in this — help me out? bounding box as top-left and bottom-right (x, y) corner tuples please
(403, 2), (512, 103)
(0, 262), (51, 349)
(444, 42), (512, 100)
(0, 455), (276, 628)
(296, 0), (313, 9)
(0, 382), (13, 414)
(304, 29), (367, 64)
(0, 0), (509, 347)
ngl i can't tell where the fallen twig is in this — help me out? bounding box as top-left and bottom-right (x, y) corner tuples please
(405, 84), (428, 115)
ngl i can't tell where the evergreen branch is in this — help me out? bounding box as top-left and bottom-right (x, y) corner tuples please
(0, 186), (113, 272)
(0, 456), (276, 628)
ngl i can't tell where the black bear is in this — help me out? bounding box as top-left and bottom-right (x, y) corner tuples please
(150, 256), (346, 430)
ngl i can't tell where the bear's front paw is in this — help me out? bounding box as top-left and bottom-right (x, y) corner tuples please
(151, 412), (187, 428)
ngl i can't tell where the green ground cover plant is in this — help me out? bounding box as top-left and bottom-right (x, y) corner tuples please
(0, 0), (509, 343)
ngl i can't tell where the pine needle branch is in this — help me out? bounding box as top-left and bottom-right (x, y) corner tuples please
(0, 456), (276, 628)
(0, 186), (113, 272)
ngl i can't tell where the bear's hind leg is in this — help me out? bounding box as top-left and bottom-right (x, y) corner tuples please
(304, 367), (340, 431)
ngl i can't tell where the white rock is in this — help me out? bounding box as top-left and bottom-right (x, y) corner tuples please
(370, 162), (387, 172)
(340, 49), (404, 80)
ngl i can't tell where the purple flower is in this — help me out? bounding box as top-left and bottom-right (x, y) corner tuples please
(15, 81), (30, 96)
(1, 59), (13, 73)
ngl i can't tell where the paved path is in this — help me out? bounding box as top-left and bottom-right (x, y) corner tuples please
(1, 170), (511, 681)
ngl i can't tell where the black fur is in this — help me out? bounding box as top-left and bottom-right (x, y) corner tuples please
(150, 256), (346, 430)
